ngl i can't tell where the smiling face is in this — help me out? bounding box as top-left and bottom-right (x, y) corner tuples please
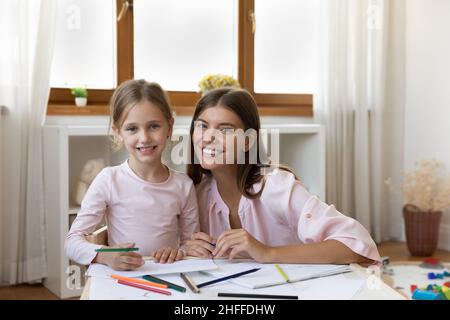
(192, 105), (248, 171)
(114, 100), (173, 170)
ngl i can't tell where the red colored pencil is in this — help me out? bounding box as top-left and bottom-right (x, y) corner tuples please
(117, 279), (172, 296)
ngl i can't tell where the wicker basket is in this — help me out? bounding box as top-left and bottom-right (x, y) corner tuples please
(403, 204), (442, 256)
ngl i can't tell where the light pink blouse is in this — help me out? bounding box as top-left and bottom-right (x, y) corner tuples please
(196, 168), (381, 263)
(65, 161), (199, 265)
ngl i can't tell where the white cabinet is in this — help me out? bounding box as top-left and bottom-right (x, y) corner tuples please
(43, 126), (127, 298)
(260, 124), (325, 199)
(42, 123), (324, 298)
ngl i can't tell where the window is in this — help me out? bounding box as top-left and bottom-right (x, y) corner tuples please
(48, 0), (317, 116)
(134, 0), (238, 92)
(51, 0), (116, 89)
(254, 0), (319, 94)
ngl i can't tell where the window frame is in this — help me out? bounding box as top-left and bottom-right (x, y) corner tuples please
(47, 0), (313, 117)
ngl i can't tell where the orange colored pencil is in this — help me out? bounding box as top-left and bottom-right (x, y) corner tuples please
(110, 274), (168, 289)
(117, 279), (172, 296)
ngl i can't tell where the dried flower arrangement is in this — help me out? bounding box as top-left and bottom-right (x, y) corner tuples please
(198, 74), (240, 93)
(385, 159), (450, 212)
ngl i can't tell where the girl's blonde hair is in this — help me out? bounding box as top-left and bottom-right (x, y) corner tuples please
(109, 79), (173, 150)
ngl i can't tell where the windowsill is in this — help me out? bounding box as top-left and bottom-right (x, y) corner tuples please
(46, 104), (313, 117)
(47, 104), (110, 116)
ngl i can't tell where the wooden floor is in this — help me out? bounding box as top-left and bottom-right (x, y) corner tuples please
(378, 241), (450, 262)
(1, 241), (449, 300)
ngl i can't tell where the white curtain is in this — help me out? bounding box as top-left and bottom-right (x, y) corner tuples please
(0, 0), (57, 285)
(315, 0), (405, 242)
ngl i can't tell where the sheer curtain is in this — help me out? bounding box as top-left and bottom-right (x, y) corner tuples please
(315, 0), (405, 242)
(0, 0), (57, 285)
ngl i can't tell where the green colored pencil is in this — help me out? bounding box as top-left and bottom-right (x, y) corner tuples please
(275, 264), (290, 283)
(95, 247), (139, 252)
(143, 275), (186, 293)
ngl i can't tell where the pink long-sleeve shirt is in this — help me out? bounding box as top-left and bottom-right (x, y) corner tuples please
(196, 168), (381, 263)
(65, 161), (200, 265)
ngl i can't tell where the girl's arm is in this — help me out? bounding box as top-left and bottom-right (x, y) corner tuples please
(274, 171), (381, 264)
(64, 169), (110, 265)
(178, 183), (201, 248)
(64, 168), (143, 269)
(214, 171), (381, 265)
(213, 229), (374, 265)
(264, 240), (374, 265)
(154, 182), (201, 264)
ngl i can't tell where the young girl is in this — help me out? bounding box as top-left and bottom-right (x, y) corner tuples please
(185, 88), (381, 265)
(65, 80), (199, 270)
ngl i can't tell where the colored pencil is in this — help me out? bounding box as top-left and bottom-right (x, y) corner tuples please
(117, 279), (171, 296)
(95, 247), (139, 252)
(143, 275), (186, 292)
(274, 264), (290, 283)
(180, 272), (200, 293)
(197, 268), (261, 288)
(110, 274), (167, 289)
(218, 292), (298, 300)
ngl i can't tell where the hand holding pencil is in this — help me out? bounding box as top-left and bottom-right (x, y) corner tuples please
(93, 242), (144, 271)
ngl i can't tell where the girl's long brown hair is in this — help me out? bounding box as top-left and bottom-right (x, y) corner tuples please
(188, 87), (296, 199)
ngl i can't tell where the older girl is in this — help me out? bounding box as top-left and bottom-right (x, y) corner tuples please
(185, 88), (380, 265)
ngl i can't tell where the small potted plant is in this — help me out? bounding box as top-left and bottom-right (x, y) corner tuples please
(386, 159), (450, 256)
(71, 87), (88, 107)
(198, 74), (240, 95)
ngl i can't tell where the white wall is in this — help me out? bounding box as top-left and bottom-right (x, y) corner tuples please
(405, 0), (450, 250)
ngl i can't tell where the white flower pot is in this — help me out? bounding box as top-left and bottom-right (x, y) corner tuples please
(75, 97), (87, 107)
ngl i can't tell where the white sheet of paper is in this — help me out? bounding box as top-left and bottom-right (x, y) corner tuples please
(214, 272), (365, 300)
(202, 260), (351, 289)
(86, 259), (218, 279)
(291, 272), (365, 299)
(88, 269), (365, 300)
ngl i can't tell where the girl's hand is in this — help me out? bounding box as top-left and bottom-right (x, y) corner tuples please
(213, 229), (271, 262)
(152, 247), (185, 264)
(184, 232), (216, 258)
(94, 242), (145, 271)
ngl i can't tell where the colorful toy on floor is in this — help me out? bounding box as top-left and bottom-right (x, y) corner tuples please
(411, 282), (450, 300)
(427, 271), (450, 280)
(442, 286), (450, 300)
(412, 289), (445, 300)
(419, 258), (444, 270)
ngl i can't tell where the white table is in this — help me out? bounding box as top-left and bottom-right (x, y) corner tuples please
(80, 263), (405, 300)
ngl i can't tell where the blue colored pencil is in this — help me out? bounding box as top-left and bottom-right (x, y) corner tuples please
(95, 247), (139, 252)
(197, 268), (261, 288)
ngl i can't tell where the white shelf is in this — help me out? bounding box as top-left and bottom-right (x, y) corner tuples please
(46, 123), (323, 136)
